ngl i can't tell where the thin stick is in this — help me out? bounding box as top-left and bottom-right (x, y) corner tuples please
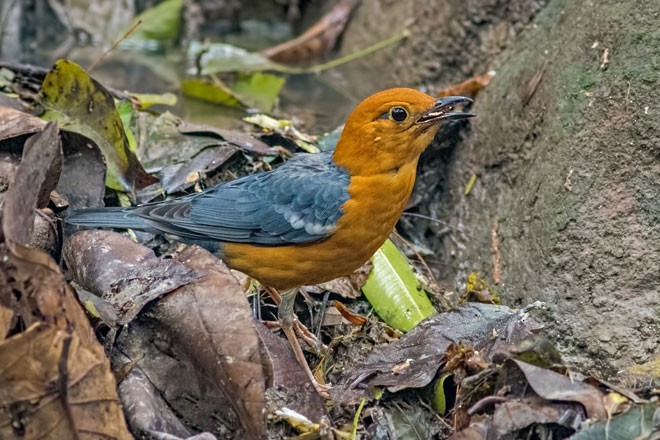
(393, 230), (437, 285)
(307, 29), (410, 74)
(88, 20), (142, 73)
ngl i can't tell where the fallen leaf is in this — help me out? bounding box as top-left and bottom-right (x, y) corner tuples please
(244, 113), (319, 153)
(182, 77), (244, 108)
(343, 303), (517, 394)
(123, 0), (183, 48)
(491, 398), (583, 436)
(135, 112), (238, 193)
(114, 245), (268, 439)
(0, 128), (130, 437)
(362, 239), (436, 332)
(0, 324), (131, 439)
(262, 0), (360, 64)
(253, 323), (328, 425)
(2, 123), (60, 244)
(40, 59), (157, 192)
(571, 402), (658, 440)
(63, 230), (201, 325)
(507, 359), (607, 420)
(118, 361), (216, 439)
(131, 91), (178, 108)
(0, 303), (13, 342)
(178, 120), (274, 155)
(231, 72), (285, 111)
(191, 41), (288, 76)
(437, 72), (495, 100)
(0, 106), (106, 210)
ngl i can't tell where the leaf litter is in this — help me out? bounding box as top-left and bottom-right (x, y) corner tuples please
(0, 39), (657, 440)
(0, 124), (131, 439)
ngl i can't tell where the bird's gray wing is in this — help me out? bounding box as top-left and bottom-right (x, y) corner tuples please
(134, 153), (351, 245)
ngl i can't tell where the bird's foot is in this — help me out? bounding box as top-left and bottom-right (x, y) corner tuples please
(312, 380), (332, 399)
(293, 319), (328, 355)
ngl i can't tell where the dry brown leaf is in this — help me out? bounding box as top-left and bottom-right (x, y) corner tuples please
(0, 114), (131, 437)
(0, 323), (131, 439)
(332, 300), (367, 325)
(113, 245), (268, 439)
(508, 360), (607, 420)
(2, 122), (61, 244)
(63, 230), (201, 325)
(0, 105), (46, 141)
(0, 106), (106, 210)
(436, 72), (495, 100)
(0, 303), (13, 342)
(262, 0), (360, 64)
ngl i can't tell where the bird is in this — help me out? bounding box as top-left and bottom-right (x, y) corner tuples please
(66, 88), (474, 393)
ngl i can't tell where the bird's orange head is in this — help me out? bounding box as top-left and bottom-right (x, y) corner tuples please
(332, 88), (474, 175)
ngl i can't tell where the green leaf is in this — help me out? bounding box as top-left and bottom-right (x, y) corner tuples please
(362, 239), (436, 332)
(572, 403), (658, 440)
(191, 41), (293, 75)
(431, 374), (453, 414)
(181, 78), (244, 108)
(40, 59), (157, 192)
(181, 73), (284, 112)
(117, 100), (138, 153)
(232, 73), (285, 112)
(124, 0), (183, 48)
(131, 92), (178, 108)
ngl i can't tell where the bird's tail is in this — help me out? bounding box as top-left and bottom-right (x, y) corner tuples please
(65, 207), (148, 230)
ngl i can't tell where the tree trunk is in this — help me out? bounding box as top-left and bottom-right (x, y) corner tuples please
(337, 0), (660, 375)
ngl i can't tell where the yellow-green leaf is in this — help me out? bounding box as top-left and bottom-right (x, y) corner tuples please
(131, 92), (177, 108)
(192, 42), (291, 75)
(232, 73), (285, 112)
(40, 59), (157, 192)
(361, 239), (436, 332)
(123, 0), (183, 48)
(431, 374), (453, 414)
(182, 78), (244, 108)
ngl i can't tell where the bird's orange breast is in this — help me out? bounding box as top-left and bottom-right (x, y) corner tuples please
(221, 160), (418, 290)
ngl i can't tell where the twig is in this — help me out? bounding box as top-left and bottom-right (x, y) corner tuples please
(522, 58), (549, 107)
(57, 334), (81, 440)
(307, 29), (410, 74)
(393, 230), (437, 285)
(467, 395), (508, 415)
(491, 219), (501, 285)
(88, 20), (142, 73)
(402, 212), (490, 246)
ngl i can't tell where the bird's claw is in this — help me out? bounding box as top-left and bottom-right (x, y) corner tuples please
(293, 319), (328, 354)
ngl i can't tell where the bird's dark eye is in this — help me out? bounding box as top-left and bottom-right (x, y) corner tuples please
(389, 106), (408, 122)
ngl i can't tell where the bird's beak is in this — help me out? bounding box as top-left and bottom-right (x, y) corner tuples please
(416, 96), (475, 124)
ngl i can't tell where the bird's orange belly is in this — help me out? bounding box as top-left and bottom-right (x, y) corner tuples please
(221, 165), (417, 290)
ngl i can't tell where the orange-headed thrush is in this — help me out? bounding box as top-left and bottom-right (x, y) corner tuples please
(67, 88), (475, 392)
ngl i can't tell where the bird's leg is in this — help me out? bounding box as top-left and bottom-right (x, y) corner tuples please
(278, 288), (331, 396)
(293, 287), (328, 354)
(264, 286), (328, 354)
